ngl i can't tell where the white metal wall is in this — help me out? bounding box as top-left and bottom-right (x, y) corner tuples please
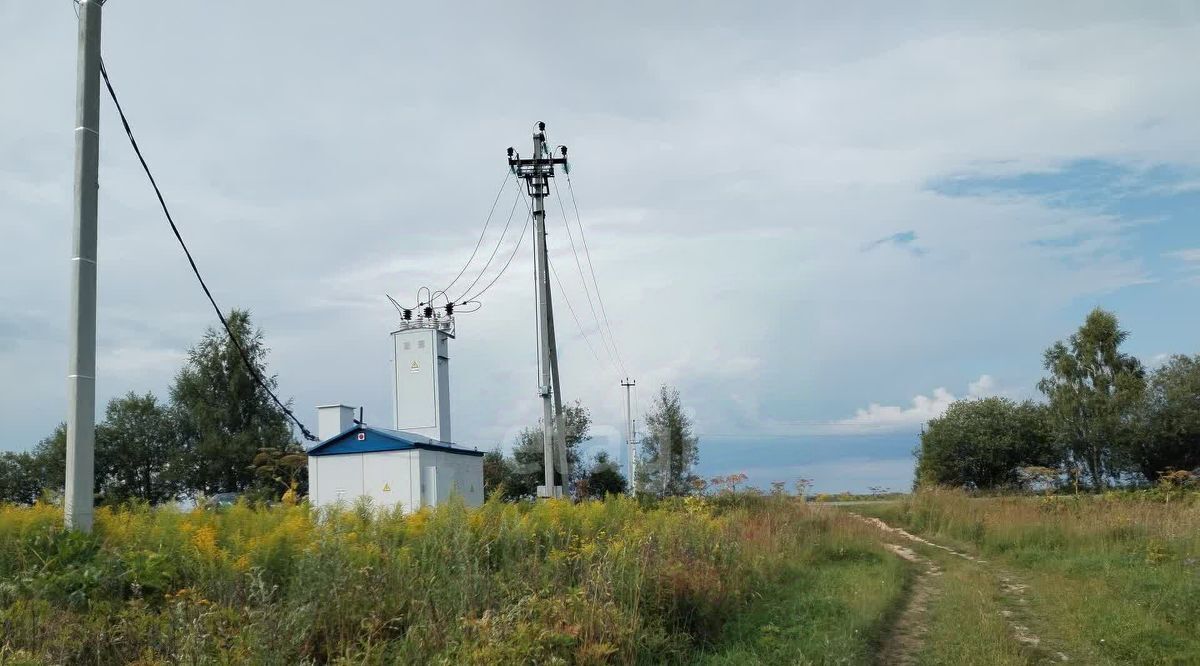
(310, 449), (483, 510)
(418, 449), (484, 506)
(310, 453), (365, 507)
(391, 328), (452, 441)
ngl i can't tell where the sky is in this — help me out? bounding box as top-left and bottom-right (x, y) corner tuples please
(2, 1), (1200, 493)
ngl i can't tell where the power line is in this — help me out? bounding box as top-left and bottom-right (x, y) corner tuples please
(511, 173), (620, 380)
(99, 59), (318, 442)
(458, 199), (532, 303)
(454, 186), (524, 302)
(548, 257), (607, 369)
(391, 172), (513, 313)
(551, 177), (621, 373)
(563, 172), (627, 375)
(427, 172), (512, 304)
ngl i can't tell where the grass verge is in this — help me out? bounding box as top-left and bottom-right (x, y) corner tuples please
(701, 535), (907, 665)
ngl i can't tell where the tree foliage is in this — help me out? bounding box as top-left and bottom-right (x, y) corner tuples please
(27, 424), (67, 497)
(95, 392), (183, 504)
(482, 402), (630, 501)
(1038, 308), (1145, 488)
(915, 397), (1056, 490)
(1130, 355), (1200, 480)
(170, 309), (297, 495)
(505, 402), (592, 499)
(0, 451), (41, 505)
(4, 310), (302, 506)
(482, 448), (515, 499)
(637, 385), (700, 497)
(579, 451), (628, 499)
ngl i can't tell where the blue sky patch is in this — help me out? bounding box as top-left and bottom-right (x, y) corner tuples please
(863, 229), (925, 256)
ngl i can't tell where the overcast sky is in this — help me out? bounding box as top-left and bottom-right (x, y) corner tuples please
(3, 1), (1200, 492)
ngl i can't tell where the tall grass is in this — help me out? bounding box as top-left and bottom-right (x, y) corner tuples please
(0, 495), (893, 664)
(878, 487), (1200, 561)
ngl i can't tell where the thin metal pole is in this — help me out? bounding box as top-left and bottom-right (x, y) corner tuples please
(66, 0), (102, 532)
(531, 129), (557, 498)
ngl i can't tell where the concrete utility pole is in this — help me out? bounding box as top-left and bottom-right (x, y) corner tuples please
(66, 0), (103, 532)
(621, 378), (636, 494)
(546, 296), (571, 492)
(508, 122), (570, 498)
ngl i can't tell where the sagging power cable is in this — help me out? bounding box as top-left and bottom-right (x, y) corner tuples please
(100, 59), (318, 442)
(563, 172), (628, 376)
(551, 177), (621, 373)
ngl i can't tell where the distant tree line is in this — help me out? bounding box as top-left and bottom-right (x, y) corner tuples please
(484, 385), (702, 500)
(916, 308), (1200, 491)
(0, 310), (306, 505)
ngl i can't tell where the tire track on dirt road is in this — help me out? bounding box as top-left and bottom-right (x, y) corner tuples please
(875, 542), (942, 665)
(846, 512), (1071, 664)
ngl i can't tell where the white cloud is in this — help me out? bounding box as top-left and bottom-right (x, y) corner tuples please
(968, 374), (997, 398)
(1164, 249), (1200, 284)
(2, 2), (1198, 452)
(1166, 248), (1200, 265)
(836, 375), (1003, 432)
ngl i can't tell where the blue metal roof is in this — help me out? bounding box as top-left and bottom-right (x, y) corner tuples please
(306, 425), (483, 458)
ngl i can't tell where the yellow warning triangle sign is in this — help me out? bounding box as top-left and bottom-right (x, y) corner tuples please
(382, 483), (391, 492)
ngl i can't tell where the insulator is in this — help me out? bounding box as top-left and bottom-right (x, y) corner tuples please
(507, 147), (514, 158)
(445, 303), (454, 316)
(537, 121), (546, 131)
(423, 306), (434, 319)
(402, 308), (412, 321)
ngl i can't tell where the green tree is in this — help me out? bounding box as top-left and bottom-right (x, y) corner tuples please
(579, 451), (627, 499)
(170, 309), (296, 495)
(507, 401), (592, 499)
(915, 397), (1057, 489)
(28, 423), (68, 497)
(1130, 355), (1200, 481)
(482, 448), (515, 498)
(0, 451), (40, 504)
(0, 424), (73, 504)
(1038, 308), (1145, 488)
(637, 385), (700, 497)
(94, 392), (183, 505)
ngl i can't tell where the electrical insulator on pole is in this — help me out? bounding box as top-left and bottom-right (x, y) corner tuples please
(507, 122), (571, 498)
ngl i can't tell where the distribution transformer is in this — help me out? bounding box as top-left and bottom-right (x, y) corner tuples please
(307, 317), (484, 511)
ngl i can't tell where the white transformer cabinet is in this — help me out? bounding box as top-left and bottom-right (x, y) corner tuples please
(307, 424), (484, 510)
(391, 319), (454, 441)
(307, 317), (483, 511)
